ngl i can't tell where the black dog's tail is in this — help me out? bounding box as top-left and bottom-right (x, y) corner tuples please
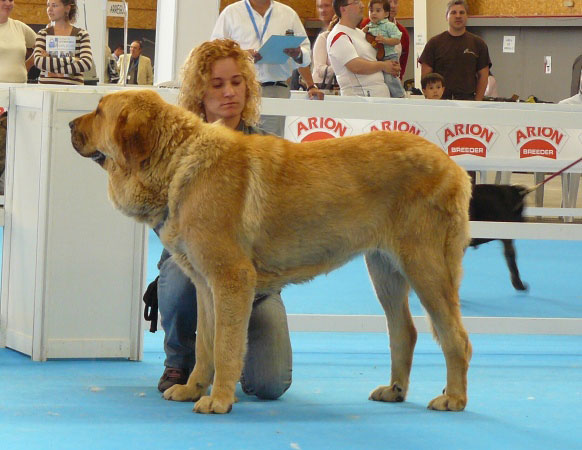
(526, 156), (582, 194)
(513, 185), (530, 213)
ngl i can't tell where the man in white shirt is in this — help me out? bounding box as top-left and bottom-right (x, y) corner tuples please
(327, 0), (400, 97)
(211, 0), (323, 136)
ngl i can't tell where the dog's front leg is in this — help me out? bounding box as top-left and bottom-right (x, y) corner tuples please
(193, 263), (256, 414)
(164, 276), (215, 403)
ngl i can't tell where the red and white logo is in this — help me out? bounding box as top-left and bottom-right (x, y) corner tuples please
(363, 119), (426, 136)
(437, 123), (498, 158)
(286, 116), (353, 143)
(0, 106), (5, 115)
(511, 126), (568, 159)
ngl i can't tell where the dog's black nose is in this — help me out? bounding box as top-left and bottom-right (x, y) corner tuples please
(69, 120), (75, 130)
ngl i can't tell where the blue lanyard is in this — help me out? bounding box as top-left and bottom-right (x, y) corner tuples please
(245, 0), (272, 44)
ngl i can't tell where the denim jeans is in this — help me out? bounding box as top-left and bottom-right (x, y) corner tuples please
(157, 249), (197, 373)
(157, 249), (292, 400)
(383, 54), (406, 98)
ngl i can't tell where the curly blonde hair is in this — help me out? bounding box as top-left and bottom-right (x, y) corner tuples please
(179, 39), (261, 127)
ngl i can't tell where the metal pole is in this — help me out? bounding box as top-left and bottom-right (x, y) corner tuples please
(122, 0), (128, 86)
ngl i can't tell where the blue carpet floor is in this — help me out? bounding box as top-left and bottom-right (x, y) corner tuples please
(1, 331), (581, 449)
(1, 230), (582, 449)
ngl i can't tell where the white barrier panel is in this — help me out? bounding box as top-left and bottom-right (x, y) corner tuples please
(287, 315), (582, 335)
(0, 85), (175, 360)
(276, 95), (582, 173)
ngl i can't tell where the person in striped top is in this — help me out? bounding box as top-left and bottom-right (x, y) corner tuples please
(33, 0), (92, 86)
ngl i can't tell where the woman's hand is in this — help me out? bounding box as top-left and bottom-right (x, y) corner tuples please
(382, 59), (400, 77)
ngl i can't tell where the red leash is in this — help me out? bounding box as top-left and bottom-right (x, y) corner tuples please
(526, 155), (582, 194)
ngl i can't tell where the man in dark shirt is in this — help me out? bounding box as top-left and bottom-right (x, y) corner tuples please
(419, 0), (490, 100)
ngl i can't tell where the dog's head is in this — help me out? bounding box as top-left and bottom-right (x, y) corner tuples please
(70, 89), (166, 172)
(69, 89), (184, 224)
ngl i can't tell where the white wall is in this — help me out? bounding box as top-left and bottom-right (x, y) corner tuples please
(413, 0), (449, 88)
(154, 0), (220, 85)
(77, 0), (107, 83)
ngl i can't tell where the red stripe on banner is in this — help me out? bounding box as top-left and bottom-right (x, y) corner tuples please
(330, 32), (352, 47)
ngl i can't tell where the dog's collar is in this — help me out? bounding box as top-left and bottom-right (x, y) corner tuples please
(154, 207), (170, 233)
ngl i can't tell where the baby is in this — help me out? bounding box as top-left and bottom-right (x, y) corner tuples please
(421, 72), (445, 100)
(364, 0), (406, 98)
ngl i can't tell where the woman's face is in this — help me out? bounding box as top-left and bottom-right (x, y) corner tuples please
(202, 57), (247, 125)
(47, 0), (70, 23)
(0, 0), (15, 22)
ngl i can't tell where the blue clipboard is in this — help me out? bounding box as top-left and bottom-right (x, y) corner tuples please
(256, 35), (306, 65)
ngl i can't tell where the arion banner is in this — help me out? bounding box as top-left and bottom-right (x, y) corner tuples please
(283, 105), (582, 173)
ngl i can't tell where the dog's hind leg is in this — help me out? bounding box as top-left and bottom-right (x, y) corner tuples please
(501, 239), (528, 291)
(365, 251), (417, 404)
(402, 235), (471, 411)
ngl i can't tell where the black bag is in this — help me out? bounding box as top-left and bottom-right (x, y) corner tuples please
(317, 66), (337, 91)
(143, 276), (159, 332)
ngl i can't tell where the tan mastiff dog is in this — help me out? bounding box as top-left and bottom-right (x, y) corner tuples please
(70, 89), (472, 414)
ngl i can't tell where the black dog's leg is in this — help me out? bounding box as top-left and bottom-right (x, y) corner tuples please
(501, 239), (528, 291)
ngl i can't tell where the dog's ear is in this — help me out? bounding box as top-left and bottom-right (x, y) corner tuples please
(114, 106), (155, 170)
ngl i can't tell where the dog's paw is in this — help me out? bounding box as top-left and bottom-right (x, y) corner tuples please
(369, 383), (406, 402)
(193, 395), (234, 414)
(163, 384), (201, 402)
(427, 393), (466, 411)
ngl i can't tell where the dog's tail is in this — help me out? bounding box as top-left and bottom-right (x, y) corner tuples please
(526, 182), (545, 195)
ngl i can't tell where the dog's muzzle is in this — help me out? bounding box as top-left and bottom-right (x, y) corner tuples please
(69, 119), (106, 166)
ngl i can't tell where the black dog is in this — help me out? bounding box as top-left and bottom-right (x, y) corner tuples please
(469, 184), (529, 291)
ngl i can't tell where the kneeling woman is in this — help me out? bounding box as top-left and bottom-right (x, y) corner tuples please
(155, 39), (292, 400)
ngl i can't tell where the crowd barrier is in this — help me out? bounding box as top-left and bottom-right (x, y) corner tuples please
(0, 86), (580, 362)
(272, 94), (582, 334)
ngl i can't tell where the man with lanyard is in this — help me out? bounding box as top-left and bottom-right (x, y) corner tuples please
(419, 0), (489, 100)
(211, 0), (324, 137)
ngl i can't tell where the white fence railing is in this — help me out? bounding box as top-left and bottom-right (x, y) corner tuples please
(1, 87), (581, 336)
